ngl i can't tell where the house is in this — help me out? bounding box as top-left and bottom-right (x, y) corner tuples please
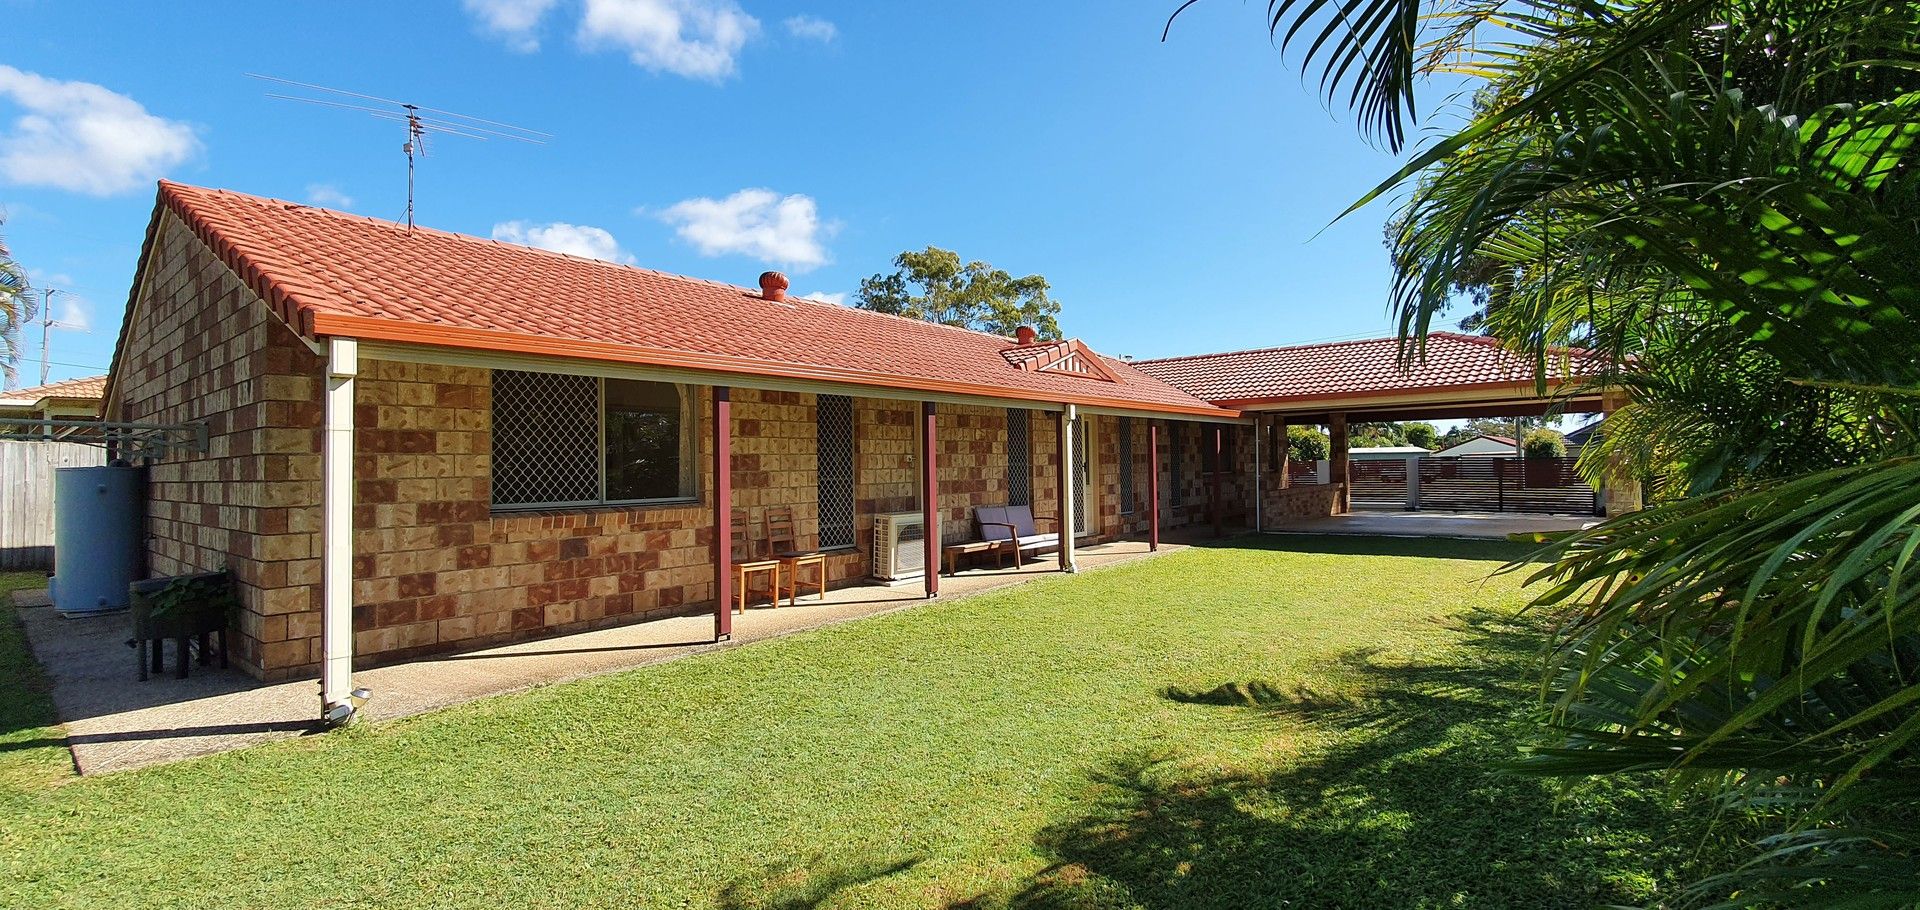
(101, 182), (1256, 705)
(1348, 445), (1432, 461)
(97, 182), (1632, 719)
(1563, 420), (1600, 458)
(1431, 434), (1520, 458)
(0, 375), (107, 422)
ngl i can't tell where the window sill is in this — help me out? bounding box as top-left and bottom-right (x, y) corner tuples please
(491, 499), (701, 519)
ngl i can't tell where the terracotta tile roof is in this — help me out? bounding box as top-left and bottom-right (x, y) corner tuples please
(1131, 333), (1607, 406)
(0, 375), (107, 402)
(135, 182), (1231, 418)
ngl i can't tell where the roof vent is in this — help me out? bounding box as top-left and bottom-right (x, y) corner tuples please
(758, 271), (789, 302)
(1013, 325), (1038, 346)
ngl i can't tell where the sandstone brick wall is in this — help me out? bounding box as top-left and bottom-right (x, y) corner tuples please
(933, 405), (1010, 542)
(1154, 420), (1263, 532)
(1262, 484), (1344, 523)
(347, 374), (904, 665)
(109, 211), (326, 679)
(853, 398), (919, 558)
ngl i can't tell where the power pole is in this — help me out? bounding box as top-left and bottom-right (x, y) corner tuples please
(39, 288), (55, 386)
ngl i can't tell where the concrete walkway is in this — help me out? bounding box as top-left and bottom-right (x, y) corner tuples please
(1265, 510), (1599, 539)
(12, 538), (1181, 776)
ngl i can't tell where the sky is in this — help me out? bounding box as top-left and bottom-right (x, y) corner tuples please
(0, 0), (1449, 389)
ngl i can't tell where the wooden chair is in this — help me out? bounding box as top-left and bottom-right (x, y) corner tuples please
(731, 508), (781, 612)
(765, 506), (828, 605)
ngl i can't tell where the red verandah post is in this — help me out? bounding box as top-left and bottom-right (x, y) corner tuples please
(713, 386), (732, 640)
(922, 401), (939, 598)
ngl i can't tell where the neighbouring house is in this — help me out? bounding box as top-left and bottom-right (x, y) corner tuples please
(1563, 420), (1600, 459)
(101, 183), (1250, 698)
(98, 182), (1627, 715)
(1, 375), (110, 570)
(0, 375), (107, 422)
(1431, 434), (1521, 458)
(1348, 445), (1433, 461)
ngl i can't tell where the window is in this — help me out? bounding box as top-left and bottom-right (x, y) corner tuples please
(816, 395), (856, 550)
(1119, 417), (1134, 514)
(1199, 425), (1236, 475)
(1167, 421), (1182, 506)
(491, 370), (694, 509)
(1006, 408), (1031, 506)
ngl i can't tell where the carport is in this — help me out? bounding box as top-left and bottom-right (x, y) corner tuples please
(1133, 332), (1637, 533)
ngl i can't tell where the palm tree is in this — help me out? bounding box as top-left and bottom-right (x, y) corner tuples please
(0, 219), (31, 389)
(1176, 0), (1920, 902)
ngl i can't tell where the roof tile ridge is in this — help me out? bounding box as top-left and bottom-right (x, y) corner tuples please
(787, 297), (1047, 347)
(1133, 334), (1402, 365)
(1429, 329), (1604, 361)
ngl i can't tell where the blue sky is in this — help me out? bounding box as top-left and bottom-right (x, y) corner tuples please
(0, 0), (1439, 388)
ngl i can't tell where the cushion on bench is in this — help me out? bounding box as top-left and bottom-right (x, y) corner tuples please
(975, 506), (1013, 541)
(1005, 504), (1040, 537)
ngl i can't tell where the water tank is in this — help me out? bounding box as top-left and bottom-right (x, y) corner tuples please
(49, 465), (144, 617)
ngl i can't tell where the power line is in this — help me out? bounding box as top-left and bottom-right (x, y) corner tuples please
(250, 73), (547, 230)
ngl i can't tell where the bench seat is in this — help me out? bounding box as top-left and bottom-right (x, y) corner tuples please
(975, 505), (1060, 569)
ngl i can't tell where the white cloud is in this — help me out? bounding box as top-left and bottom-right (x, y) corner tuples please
(657, 188), (832, 270)
(783, 15), (837, 43)
(798, 290), (846, 306)
(491, 220), (632, 263)
(463, 0), (560, 52)
(0, 66), (198, 196)
(52, 294), (90, 332)
(306, 183), (354, 208)
(578, 0), (760, 81)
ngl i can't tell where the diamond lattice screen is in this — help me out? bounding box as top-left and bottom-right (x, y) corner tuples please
(816, 394), (856, 549)
(492, 370), (599, 506)
(1119, 417), (1134, 514)
(1006, 408), (1031, 507)
(1071, 416), (1090, 532)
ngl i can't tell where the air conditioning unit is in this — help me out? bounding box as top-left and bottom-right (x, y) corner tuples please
(872, 511), (926, 583)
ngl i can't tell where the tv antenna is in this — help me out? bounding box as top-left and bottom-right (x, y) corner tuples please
(248, 73), (549, 230)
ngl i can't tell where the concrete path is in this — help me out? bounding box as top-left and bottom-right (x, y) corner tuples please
(1265, 510), (1599, 539)
(12, 539), (1181, 776)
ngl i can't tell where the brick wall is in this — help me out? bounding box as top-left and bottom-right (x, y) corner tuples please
(1262, 484), (1344, 523)
(110, 212), (327, 679)
(933, 405), (1010, 542)
(348, 373), (912, 665)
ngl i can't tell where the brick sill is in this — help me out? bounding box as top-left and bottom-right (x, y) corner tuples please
(490, 499), (701, 520)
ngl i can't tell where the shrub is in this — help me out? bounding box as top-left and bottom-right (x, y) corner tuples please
(1288, 426), (1330, 462)
(1522, 428), (1566, 459)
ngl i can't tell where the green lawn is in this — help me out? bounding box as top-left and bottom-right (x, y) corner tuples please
(0, 538), (1741, 909)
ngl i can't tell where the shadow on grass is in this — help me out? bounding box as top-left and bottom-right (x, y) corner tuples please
(717, 855), (923, 910)
(952, 610), (1729, 910)
(1235, 532), (1551, 564)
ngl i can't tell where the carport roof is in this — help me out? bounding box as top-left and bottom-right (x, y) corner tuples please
(1132, 333), (1609, 411)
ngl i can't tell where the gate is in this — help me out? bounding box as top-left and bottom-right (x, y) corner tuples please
(1415, 457), (1597, 515)
(0, 440), (107, 569)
